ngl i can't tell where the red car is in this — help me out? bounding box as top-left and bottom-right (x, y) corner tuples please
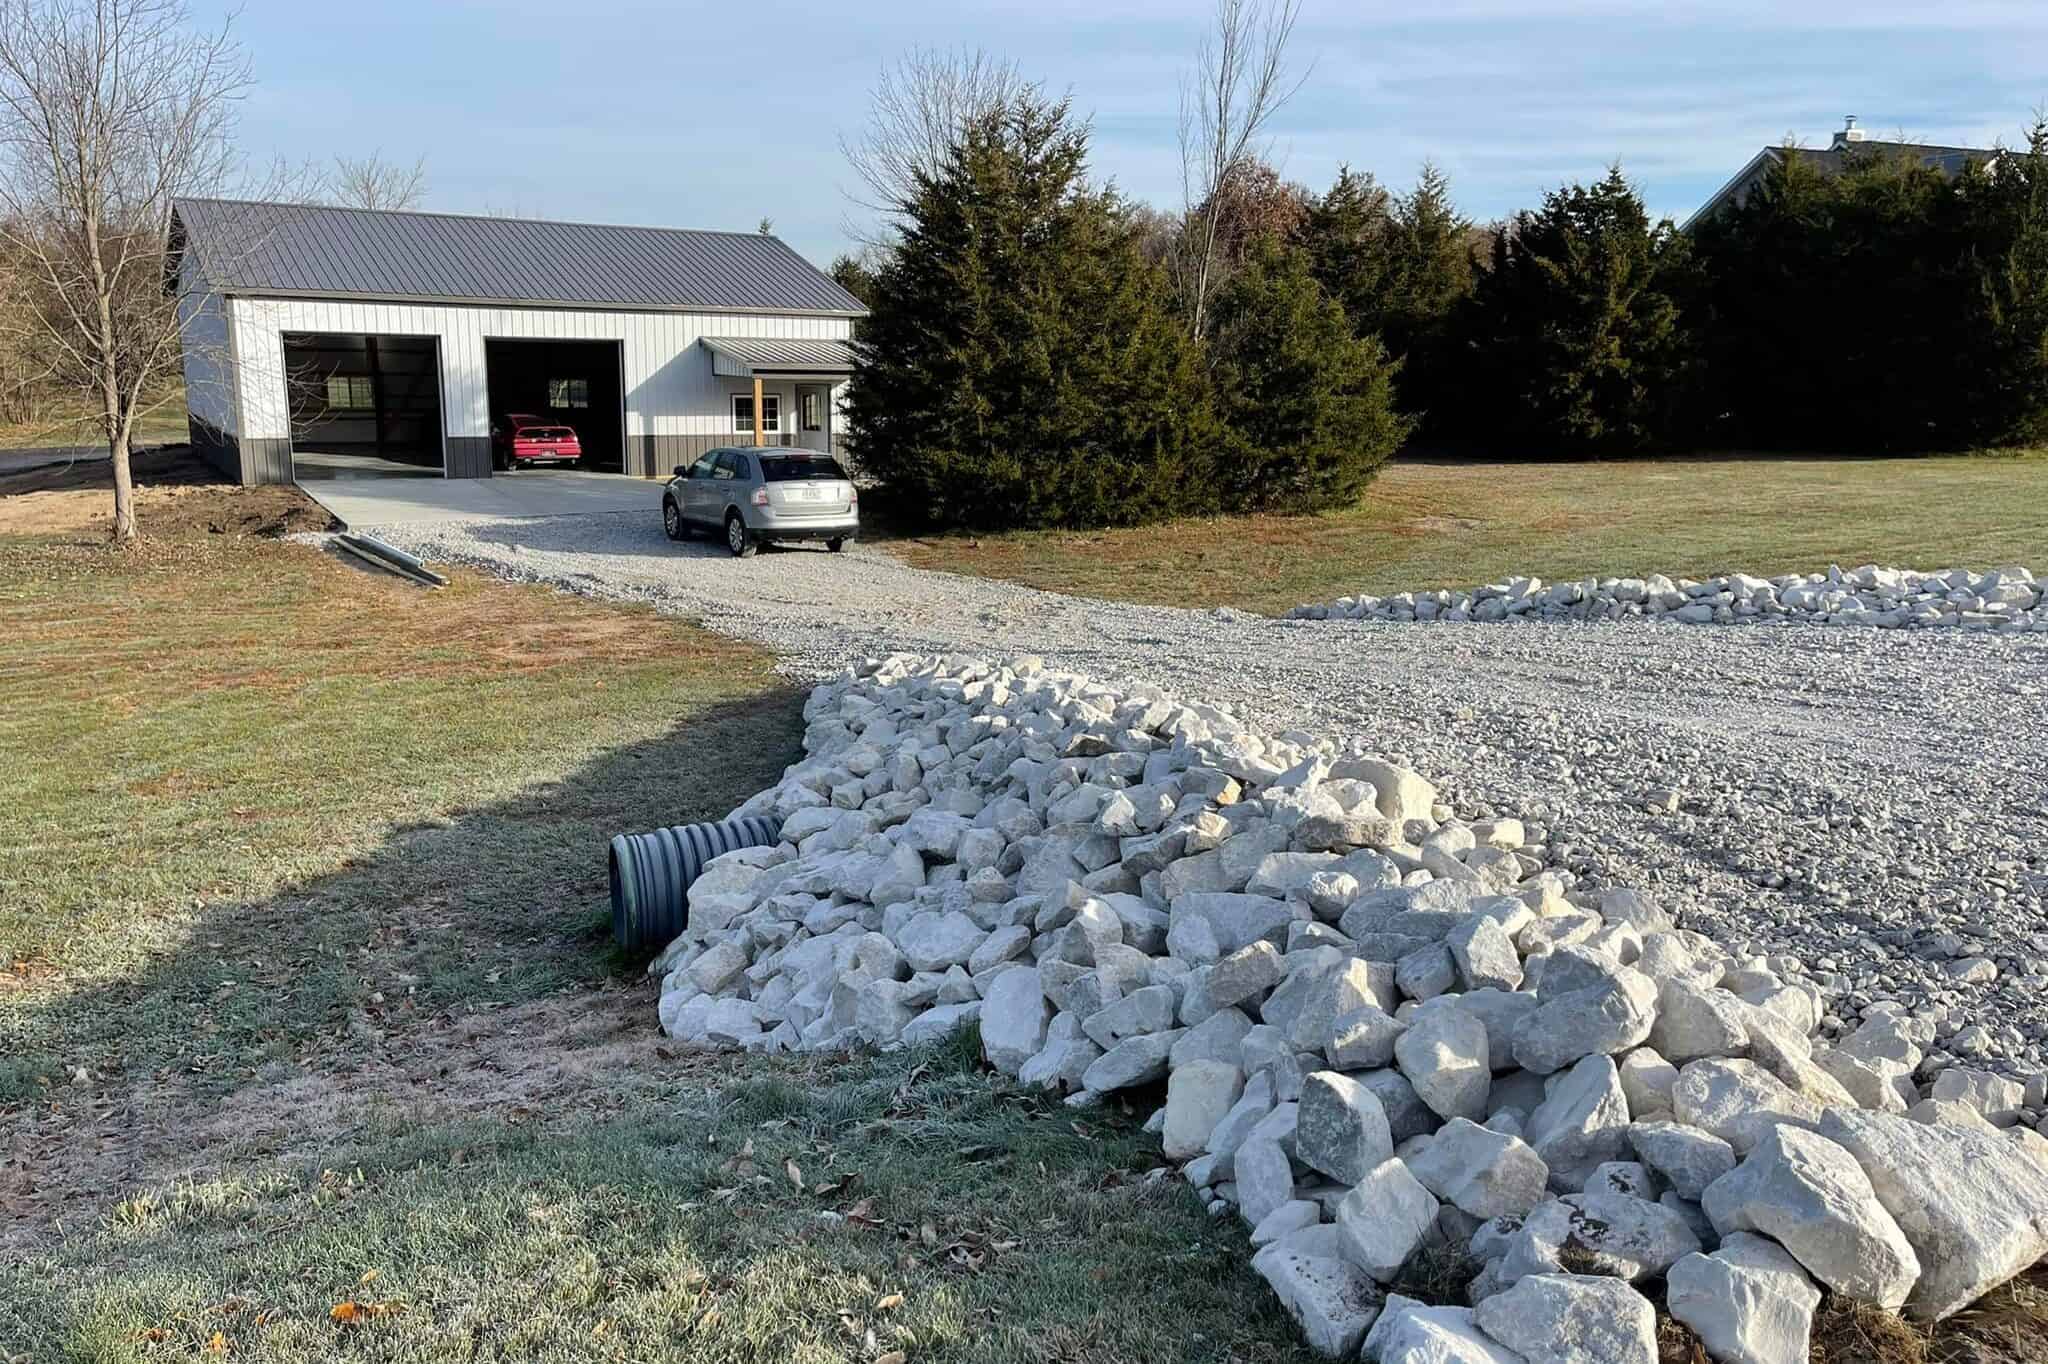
(491, 414), (583, 470)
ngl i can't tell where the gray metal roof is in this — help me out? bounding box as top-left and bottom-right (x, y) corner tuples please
(172, 198), (866, 316)
(702, 336), (856, 377)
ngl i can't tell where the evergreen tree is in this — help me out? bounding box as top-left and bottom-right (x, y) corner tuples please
(1693, 128), (2048, 451)
(1208, 238), (1415, 511)
(1466, 166), (1696, 453)
(827, 248), (888, 309)
(1300, 165), (1394, 330)
(841, 93), (1217, 529)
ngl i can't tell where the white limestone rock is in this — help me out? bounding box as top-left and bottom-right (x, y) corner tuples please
(1820, 1106), (2048, 1321)
(1672, 1058), (1823, 1155)
(1511, 966), (1659, 1075)
(979, 965), (1050, 1076)
(1628, 1120), (1737, 1201)
(1164, 1059), (1246, 1160)
(1362, 1296), (1524, 1364)
(1524, 1054), (1632, 1193)
(1335, 1158), (1440, 1282)
(1250, 1239), (1385, 1357)
(1404, 1117), (1550, 1220)
(1395, 1005), (1492, 1122)
(1701, 1125), (1920, 1311)
(1666, 1232), (1821, 1364)
(1473, 1272), (1658, 1364)
(1297, 1070), (1395, 1185)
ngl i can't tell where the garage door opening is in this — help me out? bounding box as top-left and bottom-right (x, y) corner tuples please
(483, 339), (624, 474)
(283, 333), (444, 479)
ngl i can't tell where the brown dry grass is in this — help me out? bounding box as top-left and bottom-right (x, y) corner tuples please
(875, 453), (2048, 616)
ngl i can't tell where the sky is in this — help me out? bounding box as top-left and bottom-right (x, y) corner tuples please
(203, 0), (2048, 267)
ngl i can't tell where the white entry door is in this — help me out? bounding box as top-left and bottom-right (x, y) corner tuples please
(795, 383), (832, 453)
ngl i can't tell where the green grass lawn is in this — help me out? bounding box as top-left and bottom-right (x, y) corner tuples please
(0, 385), (187, 452)
(0, 509), (1315, 1363)
(878, 453), (2048, 616)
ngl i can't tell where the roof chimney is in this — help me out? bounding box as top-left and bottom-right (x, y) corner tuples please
(1832, 115), (1866, 149)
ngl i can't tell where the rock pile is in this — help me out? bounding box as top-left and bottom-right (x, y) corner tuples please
(1289, 563), (2046, 632)
(651, 653), (2048, 1360)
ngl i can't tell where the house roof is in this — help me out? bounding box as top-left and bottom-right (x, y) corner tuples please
(701, 336), (856, 378)
(172, 198), (866, 316)
(1683, 135), (2003, 230)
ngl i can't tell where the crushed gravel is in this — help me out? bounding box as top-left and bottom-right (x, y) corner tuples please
(363, 510), (2048, 1074)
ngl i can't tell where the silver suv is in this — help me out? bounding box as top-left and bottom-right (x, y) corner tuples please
(662, 447), (858, 557)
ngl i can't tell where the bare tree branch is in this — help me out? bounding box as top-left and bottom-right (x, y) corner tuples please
(1173, 0), (1309, 338)
(0, 0), (272, 539)
(328, 150), (425, 211)
(838, 46), (1037, 241)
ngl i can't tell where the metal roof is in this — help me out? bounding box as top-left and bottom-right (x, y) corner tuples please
(701, 336), (856, 377)
(172, 198), (866, 316)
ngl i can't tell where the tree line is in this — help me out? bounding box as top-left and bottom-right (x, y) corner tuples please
(836, 69), (2048, 531)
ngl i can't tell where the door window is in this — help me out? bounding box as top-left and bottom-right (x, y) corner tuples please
(712, 451), (745, 480)
(687, 453), (719, 480)
(800, 390), (822, 431)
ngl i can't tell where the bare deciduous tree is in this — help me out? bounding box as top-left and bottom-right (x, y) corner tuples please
(0, 0), (254, 540)
(1174, 0), (1308, 338)
(840, 46), (1035, 235)
(329, 151), (426, 211)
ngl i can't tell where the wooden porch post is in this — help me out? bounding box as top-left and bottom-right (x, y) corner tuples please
(752, 375), (764, 446)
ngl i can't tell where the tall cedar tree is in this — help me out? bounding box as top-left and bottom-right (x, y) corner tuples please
(842, 95), (1216, 529)
(1208, 238), (1414, 511)
(1465, 167), (1695, 454)
(1692, 130), (2048, 450)
(1302, 164), (1474, 429)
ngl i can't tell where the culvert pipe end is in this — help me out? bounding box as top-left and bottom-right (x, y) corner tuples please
(609, 814), (782, 950)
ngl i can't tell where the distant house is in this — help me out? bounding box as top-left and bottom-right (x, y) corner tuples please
(171, 198), (865, 486)
(1683, 118), (2002, 231)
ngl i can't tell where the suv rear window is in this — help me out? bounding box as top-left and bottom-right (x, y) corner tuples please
(761, 456), (848, 482)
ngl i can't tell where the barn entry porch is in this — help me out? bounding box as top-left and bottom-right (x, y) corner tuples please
(699, 337), (854, 455)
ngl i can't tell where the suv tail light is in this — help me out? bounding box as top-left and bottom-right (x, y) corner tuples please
(749, 486), (769, 507)
(847, 485), (858, 506)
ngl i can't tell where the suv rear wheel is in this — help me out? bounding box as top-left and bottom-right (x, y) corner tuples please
(725, 511), (757, 558)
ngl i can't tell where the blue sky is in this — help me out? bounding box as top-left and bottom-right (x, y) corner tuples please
(208, 0), (2048, 266)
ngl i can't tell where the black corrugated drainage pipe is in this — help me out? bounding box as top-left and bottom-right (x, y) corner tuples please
(609, 815), (782, 949)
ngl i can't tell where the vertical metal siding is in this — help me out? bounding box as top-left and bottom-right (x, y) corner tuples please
(220, 296), (851, 482)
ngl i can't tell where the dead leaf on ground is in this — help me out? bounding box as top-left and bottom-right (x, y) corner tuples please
(876, 1351), (907, 1364)
(875, 1292), (904, 1311)
(785, 1158), (804, 1191)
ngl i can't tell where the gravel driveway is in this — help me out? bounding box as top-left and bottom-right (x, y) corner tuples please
(368, 510), (2048, 1074)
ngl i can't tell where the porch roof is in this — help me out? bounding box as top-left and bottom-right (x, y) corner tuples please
(701, 336), (856, 380)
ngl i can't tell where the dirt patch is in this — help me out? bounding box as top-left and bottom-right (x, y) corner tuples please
(0, 981), (775, 1251)
(0, 444), (334, 538)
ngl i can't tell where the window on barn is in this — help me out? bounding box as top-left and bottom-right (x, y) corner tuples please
(547, 377), (589, 408)
(325, 374), (375, 412)
(732, 392), (780, 434)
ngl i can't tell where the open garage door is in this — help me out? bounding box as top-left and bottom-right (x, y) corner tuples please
(283, 333), (444, 479)
(483, 339), (624, 474)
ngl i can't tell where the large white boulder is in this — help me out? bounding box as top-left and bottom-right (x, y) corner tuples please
(1250, 1239), (1385, 1358)
(1361, 1296), (1524, 1364)
(1335, 1159), (1440, 1282)
(1820, 1107), (2048, 1320)
(1524, 1054), (1632, 1192)
(1395, 1005), (1492, 1122)
(1701, 1125), (1920, 1311)
(979, 966), (1050, 1076)
(1472, 1272), (1657, 1364)
(1163, 1060), (1245, 1160)
(1297, 1070), (1395, 1185)
(1671, 1058), (1823, 1154)
(1404, 1118), (1550, 1220)
(1666, 1232), (1821, 1364)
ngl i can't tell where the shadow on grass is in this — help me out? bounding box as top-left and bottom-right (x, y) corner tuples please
(0, 681), (808, 1141)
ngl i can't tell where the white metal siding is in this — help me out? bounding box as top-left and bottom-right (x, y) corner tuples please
(227, 298), (852, 445)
